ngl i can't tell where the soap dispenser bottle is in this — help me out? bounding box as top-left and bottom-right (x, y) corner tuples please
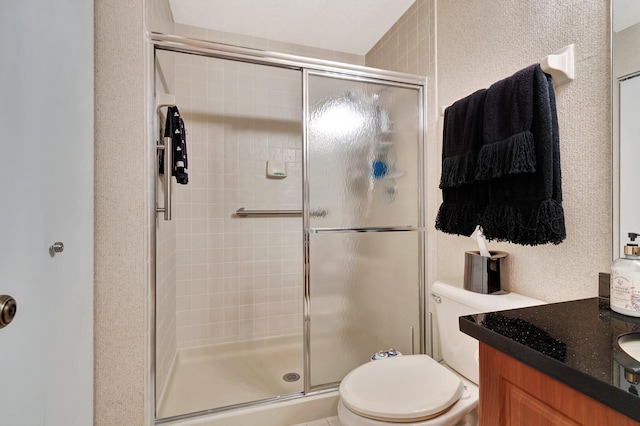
(611, 232), (640, 317)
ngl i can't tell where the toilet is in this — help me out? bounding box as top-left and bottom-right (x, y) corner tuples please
(337, 280), (545, 426)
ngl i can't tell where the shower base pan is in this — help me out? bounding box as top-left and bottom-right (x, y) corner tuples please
(158, 334), (305, 419)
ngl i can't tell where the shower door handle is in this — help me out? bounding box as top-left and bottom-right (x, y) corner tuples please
(156, 136), (172, 220)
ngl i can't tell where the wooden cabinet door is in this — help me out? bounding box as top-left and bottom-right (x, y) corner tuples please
(479, 343), (640, 426)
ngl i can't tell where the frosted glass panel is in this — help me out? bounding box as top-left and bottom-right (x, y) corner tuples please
(308, 231), (421, 387)
(307, 75), (421, 228)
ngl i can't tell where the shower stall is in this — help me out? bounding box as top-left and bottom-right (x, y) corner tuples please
(151, 33), (426, 422)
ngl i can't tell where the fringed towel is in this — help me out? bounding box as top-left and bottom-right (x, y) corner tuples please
(479, 68), (565, 245)
(475, 65), (540, 180)
(435, 64), (566, 246)
(160, 106), (189, 184)
(439, 89), (488, 189)
(435, 89), (488, 236)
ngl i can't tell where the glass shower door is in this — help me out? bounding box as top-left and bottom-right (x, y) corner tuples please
(304, 71), (424, 389)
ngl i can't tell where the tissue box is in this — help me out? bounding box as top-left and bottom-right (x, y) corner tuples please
(463, 251), (509, 294)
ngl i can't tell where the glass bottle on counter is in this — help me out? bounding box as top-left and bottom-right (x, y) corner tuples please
(611, 232), (640, 317)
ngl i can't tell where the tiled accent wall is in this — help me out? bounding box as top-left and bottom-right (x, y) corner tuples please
(366, 1), (431, 77)
(171, 54), (304, 348)
(364, 0), (438, 290)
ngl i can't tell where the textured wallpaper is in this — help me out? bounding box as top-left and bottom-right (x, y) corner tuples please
(435, 0), (611, 302)
(94, 0), (147, 424)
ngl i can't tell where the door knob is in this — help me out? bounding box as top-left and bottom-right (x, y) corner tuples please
(0, 295), (17, 329)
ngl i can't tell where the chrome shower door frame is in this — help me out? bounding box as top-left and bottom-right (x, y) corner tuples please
(302, 69), (426, 393)
(149, 32), (427, 423)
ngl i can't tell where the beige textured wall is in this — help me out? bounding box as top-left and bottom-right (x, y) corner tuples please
(367, 0), (611, 302)
(436, 0), (611, 302)
(94, 0), (147, 424)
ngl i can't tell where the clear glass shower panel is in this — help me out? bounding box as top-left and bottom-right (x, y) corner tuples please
(308, 231), (421, 388)
(307, 74), (421, 229)
(154, 49), (305, 419)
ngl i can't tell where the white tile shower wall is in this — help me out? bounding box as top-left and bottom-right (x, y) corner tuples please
(164, 22), (366, 350)
(173, 54), (304, 348)
(155, 217), (176, 396)
(155, 49), (177, 400)
(149, 0), (177, 403)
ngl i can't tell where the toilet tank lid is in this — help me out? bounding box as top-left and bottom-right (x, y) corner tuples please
(432, 280), (546, 312)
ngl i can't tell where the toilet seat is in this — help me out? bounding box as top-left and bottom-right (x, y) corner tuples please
(339, 355), (464, 422)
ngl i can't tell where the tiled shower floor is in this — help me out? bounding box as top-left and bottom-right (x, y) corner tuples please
(158, 335), (304, 419)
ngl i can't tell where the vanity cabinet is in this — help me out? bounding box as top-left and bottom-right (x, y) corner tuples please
(479, 343), (640, 425)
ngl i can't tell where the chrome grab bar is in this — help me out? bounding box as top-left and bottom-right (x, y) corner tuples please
(156, 136), (172, 220)
(310, 226), (418, 233)
(236, 208), (300, 217)
(235, 207), (328, 218)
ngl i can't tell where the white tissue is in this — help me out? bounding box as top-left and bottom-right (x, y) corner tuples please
(470, 225), (491, 257)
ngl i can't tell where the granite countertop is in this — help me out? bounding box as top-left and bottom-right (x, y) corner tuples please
(460, 297), (640, 422)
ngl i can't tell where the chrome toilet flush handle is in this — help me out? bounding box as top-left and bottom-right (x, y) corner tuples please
(431, 293), (442, 304)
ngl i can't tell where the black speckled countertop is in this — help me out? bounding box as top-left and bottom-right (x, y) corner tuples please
(460, 297), (640, 422)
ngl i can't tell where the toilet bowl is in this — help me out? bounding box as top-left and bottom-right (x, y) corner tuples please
(338, 355), (478, 426)
(337, 280), (545, 426)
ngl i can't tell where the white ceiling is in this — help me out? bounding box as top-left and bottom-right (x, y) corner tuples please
(168, 0), (416, 55)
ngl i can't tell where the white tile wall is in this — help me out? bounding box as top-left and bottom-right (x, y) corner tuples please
(171, 54), (304, 348)
(159, 24), (365, 350)
(150, 0), (178, 401)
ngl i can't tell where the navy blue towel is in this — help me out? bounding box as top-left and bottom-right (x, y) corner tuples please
(160, 106), (188, 185)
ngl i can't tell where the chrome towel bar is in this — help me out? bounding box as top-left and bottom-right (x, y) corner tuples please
(236, 208), (300, 217)
(156, 94), (175, 221)
(156, 136), (172, 220)
(235, 208), (328, 218)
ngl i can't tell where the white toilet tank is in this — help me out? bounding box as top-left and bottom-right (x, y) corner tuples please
(431, 280), (545, 385)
